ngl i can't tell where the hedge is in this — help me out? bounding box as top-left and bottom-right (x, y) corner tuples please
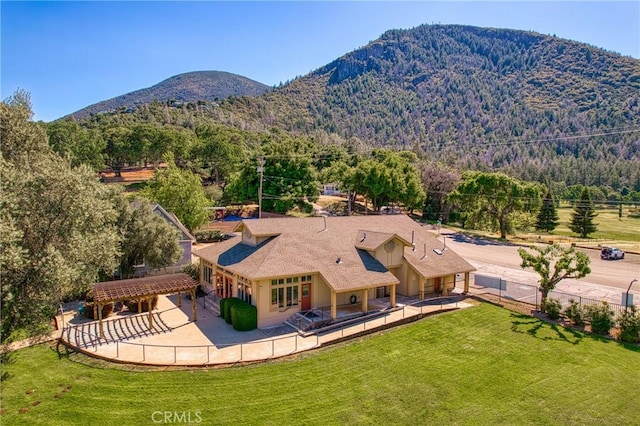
(223, 298), (242, 324)
(231, 303), (258, 331)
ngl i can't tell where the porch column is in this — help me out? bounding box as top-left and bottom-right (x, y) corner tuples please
(419, 277), (425, 300)
(361, 289), (368, 313)
(390, 285), (396, 308)
(330, 291), (337, 320)
(148, 296), (153, 330)
(199, 261), (204, 285)
(177, 292), (182, 307)
(464, 272), (470, 293)
(97, 303), (104, 339)
(191, 288), (198, 321)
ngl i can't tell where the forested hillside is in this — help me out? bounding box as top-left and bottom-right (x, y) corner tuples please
(67, 71), (271, 120)
(68, 24), (640, 190)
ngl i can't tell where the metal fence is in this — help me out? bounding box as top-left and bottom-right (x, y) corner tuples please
(472, 273), (634, 317)
(60, 296), (462, 366)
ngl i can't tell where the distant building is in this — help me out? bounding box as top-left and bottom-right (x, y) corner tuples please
(322, 183), (342, 196)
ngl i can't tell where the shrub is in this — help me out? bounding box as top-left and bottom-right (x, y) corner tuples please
(125, 296), (158, 313)
(617, 306), (640, 343)
(586, 302), (615, 336)
(82, 302), (114, 320)
(181, 261), (200, 281)
(194, 230), (228, 243)
(563, 299), (585, 326)
(231, 303), (257, 331)
(223, 298), (242, 324)
(543, 298), (562, 320)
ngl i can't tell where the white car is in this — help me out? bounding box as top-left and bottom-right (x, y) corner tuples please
(600, 247), (625, 260)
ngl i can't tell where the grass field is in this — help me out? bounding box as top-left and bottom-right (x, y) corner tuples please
(2, 304), (638, 425)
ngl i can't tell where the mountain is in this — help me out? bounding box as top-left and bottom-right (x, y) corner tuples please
(71, 25), (640, 189)
(66, 71), (271, 119)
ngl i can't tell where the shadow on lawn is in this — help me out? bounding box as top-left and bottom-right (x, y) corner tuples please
(510, 313), (583, 345)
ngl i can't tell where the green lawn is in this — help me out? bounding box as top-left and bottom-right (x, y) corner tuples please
(2, 304), (638, 425)
(554, 206), (640, 243)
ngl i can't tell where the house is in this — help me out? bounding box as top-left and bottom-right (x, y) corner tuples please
(322, 183), (342, 196)
(193, 215), (475, 328)
(132, 203), (196, 276)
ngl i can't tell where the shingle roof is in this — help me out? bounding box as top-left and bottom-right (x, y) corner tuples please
(194, 215), (475, 292)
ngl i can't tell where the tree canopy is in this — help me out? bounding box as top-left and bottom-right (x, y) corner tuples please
(518, 243), (591, 311)
(1, 92), (121, 342)
(142, 156), (210, 232)
(117, 199), (183, 279)
(448, 171), (543, 238)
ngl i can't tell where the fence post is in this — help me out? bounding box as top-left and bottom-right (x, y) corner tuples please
(240, 343), (243, 361)
(116, 341), (119, 359)
(295, 335), (298, 352)
(272, 339), (275, 357)
(207, 346), (210, 364)
(143, 345), (146, 362)
(174, 346), (177, 364)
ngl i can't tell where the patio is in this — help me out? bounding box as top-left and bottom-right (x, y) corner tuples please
(59, 287), (474, 366)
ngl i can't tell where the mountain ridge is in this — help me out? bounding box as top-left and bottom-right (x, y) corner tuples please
(66, 71), (271, 120)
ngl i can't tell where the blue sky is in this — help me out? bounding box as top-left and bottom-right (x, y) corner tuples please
(2, 1), (639, 122)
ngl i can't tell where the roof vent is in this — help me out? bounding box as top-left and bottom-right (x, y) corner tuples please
(360, 232), (366, 243)
(336, 257), (343, 264)
(433, 237), (447, 256)
(421, 243), (427, 260)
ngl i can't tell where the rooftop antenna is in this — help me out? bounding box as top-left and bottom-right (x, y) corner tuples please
(421, 243), (427, 260)
(411, 231), (416, 251)
(433, 236), (447, 256)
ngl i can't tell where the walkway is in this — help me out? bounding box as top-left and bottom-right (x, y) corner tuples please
(59, 292), (472, 366)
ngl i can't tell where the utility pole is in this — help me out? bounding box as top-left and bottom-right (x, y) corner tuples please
(258, 156), (265, 219)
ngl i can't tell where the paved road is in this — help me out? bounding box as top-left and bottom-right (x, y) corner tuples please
(435, 229), (640, 294)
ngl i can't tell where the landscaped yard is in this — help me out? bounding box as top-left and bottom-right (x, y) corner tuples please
(2, 303), (638, 425)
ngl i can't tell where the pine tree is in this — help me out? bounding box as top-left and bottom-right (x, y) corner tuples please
(569, 187), (598, 238)
(535, 188), (559, 232)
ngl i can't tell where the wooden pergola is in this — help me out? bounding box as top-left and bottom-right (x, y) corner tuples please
(91, 273), (199, 339)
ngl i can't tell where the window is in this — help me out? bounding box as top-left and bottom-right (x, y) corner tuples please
(271, 275), (306, 310)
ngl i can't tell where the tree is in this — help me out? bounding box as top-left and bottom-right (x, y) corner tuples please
(1, 92), (121, 342)
(518, 243), (591, 312)
(224, 134), (320, 214)
(142, 156), (210, 232)
(448, 171), (543, 238)
(569, 187), (598, 238)
(117, 199), (183, 279)
(46, 120), (106, 170)
(535, 188), (559, 232)
(418, 161), (460, 222)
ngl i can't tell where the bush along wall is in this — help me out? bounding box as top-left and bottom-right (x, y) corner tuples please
(219, 297), (257, 331)
(231, 303), (258, 331)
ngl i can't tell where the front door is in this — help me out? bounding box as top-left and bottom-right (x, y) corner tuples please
(301, 283), (311, 311)
(434, 277), (441, 294)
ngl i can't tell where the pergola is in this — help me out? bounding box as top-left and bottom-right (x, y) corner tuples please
(91, 273), (199, 339)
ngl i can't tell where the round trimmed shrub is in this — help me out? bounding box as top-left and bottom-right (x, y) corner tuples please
(617, 306), (640, 343)
(563, 299), (585, 326)
(223, 298), (242, 324)
(231, 303), (257, 331)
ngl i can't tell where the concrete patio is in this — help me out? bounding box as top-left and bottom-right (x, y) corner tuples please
(59, 289), (473, 366)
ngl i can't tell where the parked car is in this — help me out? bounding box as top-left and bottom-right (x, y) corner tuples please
(601, 246), (625, 260)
